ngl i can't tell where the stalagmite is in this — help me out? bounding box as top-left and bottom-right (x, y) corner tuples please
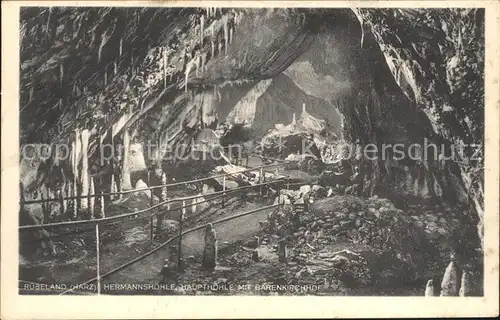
(218, 41), (222, 56)
(104, 67), (107, 86)
(200, 15), (204, 46)
(29, 86), (33, 102)
(110, 171), (117, 194)
(459, 271), (472, 296)
(80, 129), (90, 209)
(222, 15), (229, 55)
(191, 195), (198, 215)
(122, 129), (132, 190)
(202, 223), (217, 270)
(424, 279), (434, 296)
(114, 61), (117, 76)
(119, 38), (123, 57)
(89, 177), (95, 218)
(292, 112), (296, 125)
(440, 261), (460, 296)
(57, 189), (65, 216)
(229, 27), (233, 44)
(252, 250), (260, 262)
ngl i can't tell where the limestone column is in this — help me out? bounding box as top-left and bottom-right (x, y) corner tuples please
(80, 129), (90, 209)
(202, 223), (217, 270)
(122, 129), (132, 190)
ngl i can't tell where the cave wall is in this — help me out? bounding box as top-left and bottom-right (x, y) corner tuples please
(357, 8), (484, 247)
(19, 8), (484, 251)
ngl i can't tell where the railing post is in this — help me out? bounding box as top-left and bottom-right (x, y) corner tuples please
(279, 239), (287, 263)
(40, 193), (49, 223)
(95, 221), (101, 295)
(177, 200), (186, 271)
(73, 183), (78, 219)
(19, 182), (25, 208)
(162, 172), (168, 210)
(222, 176), (226, 208)
(89, 177), (95, 219)
(277, 183), (281, 208)
(149, 176), (154, 243)
(157, 172), (168, 234)
(259, 167), (264, 195)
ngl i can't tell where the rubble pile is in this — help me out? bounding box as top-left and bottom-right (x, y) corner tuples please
(264, 193), (479, 291)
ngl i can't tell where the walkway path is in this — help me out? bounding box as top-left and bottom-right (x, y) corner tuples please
(105, 202), (274, 285)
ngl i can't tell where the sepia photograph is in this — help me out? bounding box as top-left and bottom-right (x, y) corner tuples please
(2, 0), (499, 319)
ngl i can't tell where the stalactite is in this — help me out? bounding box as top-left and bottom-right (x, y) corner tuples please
(206, 7), (210, 18)
(59, 64), (63, 88)
(80, 129), (90, 209)
(201, 52), (206, 74)
(122, 129), (132, 190)
(72, 129), (81, 217)
(185, 60), (193, 93)
(229, 27), (233, 44)
(222, 15), (229, 55)
(29, 86), (33, 102)
(163, 49), (168, 89)
(218, 41), (222, 56)
(195, 53), (201, 78)
(200, 15), (204, 46)
(119, 37), (123, 57)
(104, 66), (108, 86)
(114, 61), (117, 76)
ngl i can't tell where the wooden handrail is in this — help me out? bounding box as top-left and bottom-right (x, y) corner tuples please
(19, 178), (287, 230)
(21, 162), (286, 205)
(58, 202), (283, 296)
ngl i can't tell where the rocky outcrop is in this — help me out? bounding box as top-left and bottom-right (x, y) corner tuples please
(356, 8), (484, 247)
(266, 195), (481, 292)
